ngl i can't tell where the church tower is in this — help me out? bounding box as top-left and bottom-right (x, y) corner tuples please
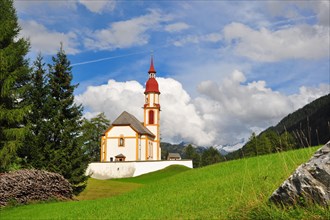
(144, 56), (161, 160)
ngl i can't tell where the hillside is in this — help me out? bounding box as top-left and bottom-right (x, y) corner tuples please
(271, 93), (330, 146)
(1, 146), (328, 219)
(227, 94), (330, 160)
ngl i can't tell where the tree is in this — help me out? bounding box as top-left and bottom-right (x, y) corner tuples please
(19, 54), (48, 168)
(183, 145), (201, 168)
(44, 45), (88, 194)
(80, 113), (110, 162)
(0, 0), (31, 171)
(201, 147), (223, 167)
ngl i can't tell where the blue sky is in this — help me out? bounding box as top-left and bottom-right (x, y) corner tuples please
(15, 1), (330, 147)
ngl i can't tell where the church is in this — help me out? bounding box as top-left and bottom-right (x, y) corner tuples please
(100, 57), (161, 162)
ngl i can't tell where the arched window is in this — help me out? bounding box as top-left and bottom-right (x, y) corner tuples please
(149, 110), (154, 124)
(119, 137), (124, 147)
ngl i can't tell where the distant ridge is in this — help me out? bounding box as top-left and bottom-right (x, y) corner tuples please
(268, 94), (330, 146)
(227, 94), (330, 160)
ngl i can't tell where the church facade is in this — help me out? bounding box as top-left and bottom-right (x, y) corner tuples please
(100, 57), (161, 162)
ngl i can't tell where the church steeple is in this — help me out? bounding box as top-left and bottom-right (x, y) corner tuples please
(148, 56), (156, 74)
(144, 56), (160, 94)
(143, 55), (161, 160)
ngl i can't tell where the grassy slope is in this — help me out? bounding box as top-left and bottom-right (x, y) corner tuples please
(1, 147), (329, 219)
(77, 165), (190, 200)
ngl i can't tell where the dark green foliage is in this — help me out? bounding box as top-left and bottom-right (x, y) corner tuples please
(42, 46), (87, 194)
(160, 142), (185, 160)
(80, 113), (110, 162)
(161, 142), (224, 167)
(201, 146), (224, 166)
(0, 0), (31, 171)
(183, 144), (201, 168)
(272, 94), (330, 146)
(19, 55), (48, 169)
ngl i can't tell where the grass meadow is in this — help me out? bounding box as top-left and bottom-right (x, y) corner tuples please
(1, 146), (329, 219)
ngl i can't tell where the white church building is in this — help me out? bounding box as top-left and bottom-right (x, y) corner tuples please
(100, 57), (161, 162)
(86, 57), (192, 179)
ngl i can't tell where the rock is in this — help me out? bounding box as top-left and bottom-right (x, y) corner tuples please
(269, 141), (330, 207)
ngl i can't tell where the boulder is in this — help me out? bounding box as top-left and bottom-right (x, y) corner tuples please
(0, 169), (73, 207)
(269, 141), (330, 206)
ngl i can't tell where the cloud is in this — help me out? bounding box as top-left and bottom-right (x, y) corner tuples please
(266, 1), (329, 27)
(196, 70), (329, 143)
(75, 73), (329, 146)
(78, 0), (116, 14)
(223, 22), (329, 62)
(165, 22), (190, 32)
(84, 9), (172, 51)
(173, 32), (222, 47)
(75, 78), (215, 146)
(19, 20), (80, 55)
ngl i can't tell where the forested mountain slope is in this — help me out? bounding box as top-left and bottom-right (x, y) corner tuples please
(227, 94), (330, 160)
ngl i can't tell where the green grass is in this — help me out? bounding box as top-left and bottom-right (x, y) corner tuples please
(1, 146), (329, 219)
(113, 163), (191, 184)
(76, 178), (142, 201)
(77, 165), (190, 200)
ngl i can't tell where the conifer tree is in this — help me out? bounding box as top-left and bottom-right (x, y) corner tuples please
(19, 55), (48, 168)
(45, 45), (88, 193)
(0, 0), (31, 171)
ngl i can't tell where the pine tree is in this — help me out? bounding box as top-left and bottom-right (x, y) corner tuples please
(0, 0), (31, 171)
(80, 113), (110, 162)
(19, 54), (48, 168)
(184, 145), (201, 168)
(45, 45), (88, 194)
(201, 147), (223, 167)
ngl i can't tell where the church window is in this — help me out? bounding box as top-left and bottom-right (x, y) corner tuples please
(149, 110), (154, 124)
(119, 137), (125, 147)
(148, 141), (153, 159)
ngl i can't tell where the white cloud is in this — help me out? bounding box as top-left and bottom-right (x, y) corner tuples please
(165, 22), (190, 32)
(19, 20), (79, 55)
(75, 78), (215, 146)
(173, 32), (222, 47)
(75, 73), (329, 147)
(84, 9), (172, 51)
(266, 1), (329, 27)
(223, 22), (329, 62)
(78, 0), (116, 14)
(196, 70), (329, 143)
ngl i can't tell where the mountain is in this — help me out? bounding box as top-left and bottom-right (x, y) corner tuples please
(226, 93), (330, 160)
(213, 139), (246, 155)
(268, 93), (330, 146)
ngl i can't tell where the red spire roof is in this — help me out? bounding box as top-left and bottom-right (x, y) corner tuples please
(145, 56), (160, 94)
(145, 78), (160, 94)
(148, 56), (156, 73)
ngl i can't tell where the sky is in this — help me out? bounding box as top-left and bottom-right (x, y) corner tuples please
(15, 0), (330, 147)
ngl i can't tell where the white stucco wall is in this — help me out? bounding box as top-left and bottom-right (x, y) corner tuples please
(106, 126), (137, 161)
(86, 160), (193, 180)
(107, 126), (136, 137)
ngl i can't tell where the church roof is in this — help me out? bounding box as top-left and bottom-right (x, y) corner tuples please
(112, 111), (155, 138)
(167, 153), (181, 159)
(115, 154), (126, 158)
(148, 56), (156, 73)
(145, 77), (160, 94)
(145, 56), (160, 94)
